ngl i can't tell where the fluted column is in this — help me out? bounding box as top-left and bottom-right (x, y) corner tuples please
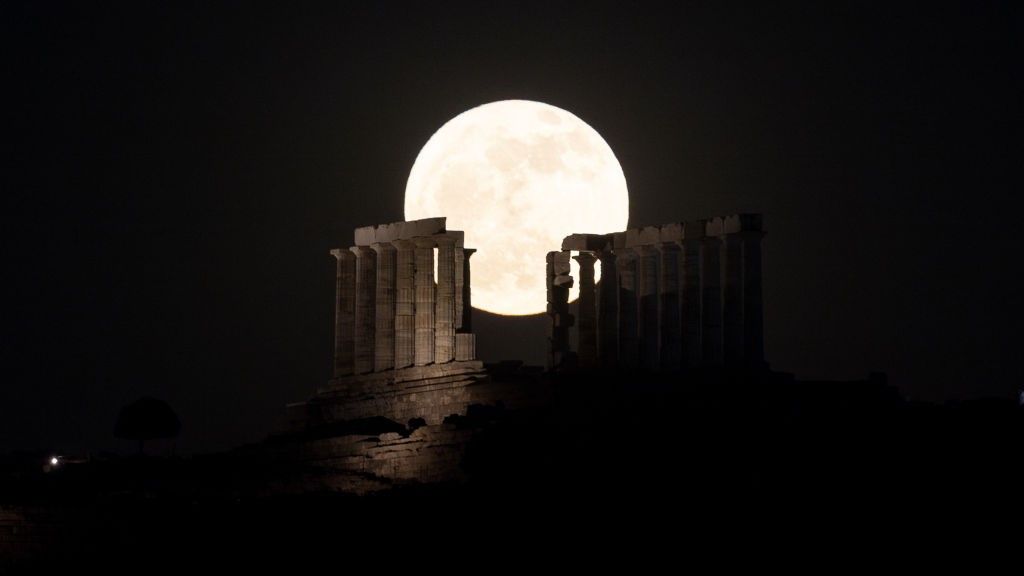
(350, 246), (376, 374)
(329, 249), (356, 377)
(616, 248), (639, 369)
(372, 242), (397, 372)
(434, 236), (456, 364)
(455, 248), (476, 361)
(722, 234), (744, 365)
(637, 246), (660, 371)
(680, 235), (703, 368)
(596, 251), (618, 368)
(658, 243), (682, 371)
(574, 251), (598, 368)
(414, 238), (436, 366)
(393, 240), (416, 369)
(741, 231), (765, 367)
(700, 236), (723, 365)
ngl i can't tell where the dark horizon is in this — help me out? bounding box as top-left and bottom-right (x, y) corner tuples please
(3, 1), (1020, 454)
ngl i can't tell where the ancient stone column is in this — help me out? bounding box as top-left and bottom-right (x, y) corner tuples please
(596, 250), (618, 368)
(616, 248), (640, 369)
(722, 233), (744, 365)
(680, 233), (703, 368)
(455, 248), (476, 362)
(413, 238), (436, 366)
(329, 249), (356, 378)
(574, 251), (598, 368)
(350, 246), (376, 374)
(546, 251), (573, 370)
(393, 240), (416, 369)
(372, 242), (397, 372)
(637, 245), (660, 371)
(741, 231), (765, 367)
(657, 242), (682, 371)
(700, 236), (723, 365)
(434, 236), (456, 364)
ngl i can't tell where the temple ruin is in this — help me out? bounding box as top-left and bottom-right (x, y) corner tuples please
(283, 217), (503, 437)
(547, 214), (765, 372)
(275, 213), (769, 492)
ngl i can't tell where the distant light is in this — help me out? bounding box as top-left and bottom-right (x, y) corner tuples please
(50, 457), (59, 466)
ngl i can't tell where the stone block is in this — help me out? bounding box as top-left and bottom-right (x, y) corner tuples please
(659, 222), (684, 243)
(561, 233), (610, 252)
(723, 213), (763, 233)
(705, 217), (725, 237)
(625, 226), (662, 247)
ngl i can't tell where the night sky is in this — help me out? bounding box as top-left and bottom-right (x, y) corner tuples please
(3, 1), (1019, 454)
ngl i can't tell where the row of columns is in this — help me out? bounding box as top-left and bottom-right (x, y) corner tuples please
(548, 219), (765, 372)
(331, 236), (476, 378)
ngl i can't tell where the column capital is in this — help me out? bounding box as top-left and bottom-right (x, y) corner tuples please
(573, 251), (597, 265)
(391, 239), (417, 250)
(350, 245), (375, 257)
(331, 248), (355, 260)
(370, 241), (397, 254)
(413, 237), (437, 249)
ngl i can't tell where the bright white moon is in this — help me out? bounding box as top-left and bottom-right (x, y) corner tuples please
(405, 100), (629, 316)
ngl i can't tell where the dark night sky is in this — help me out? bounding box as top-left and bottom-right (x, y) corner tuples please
(3, 1), (1020, 453)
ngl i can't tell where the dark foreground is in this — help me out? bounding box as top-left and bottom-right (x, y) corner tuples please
(3, 372), (1021, 569)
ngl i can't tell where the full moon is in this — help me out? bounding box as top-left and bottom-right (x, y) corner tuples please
(404, 100), (629, 316)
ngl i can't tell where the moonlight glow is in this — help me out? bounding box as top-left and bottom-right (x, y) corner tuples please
(405, 100), (628, 316)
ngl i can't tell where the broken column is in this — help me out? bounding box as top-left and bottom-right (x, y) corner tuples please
(434, 235), (457, 364)
(330, 249), (356, 377)
(350, 245), (376, 374)
(574, 251), (598, 368)
(414, 237), (436, 366)
(372, 242), (396, 372)
(546, 251), (573, 370)
(393, 239), (416, 369)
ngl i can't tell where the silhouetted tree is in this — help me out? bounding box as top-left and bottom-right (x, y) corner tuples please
(114, 397), (181, 454)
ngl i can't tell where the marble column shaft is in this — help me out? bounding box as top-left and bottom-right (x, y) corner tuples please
(393, 240), (416, 369)
(722, 234), (744, 365)
(330, 249), (356, 377)
(637, 246), (660, 371)
(434, 237), (456, 364)
(616, 248), (640, 369)
(546, 251), (573, 370)
(658, 243), (682, 371)
(700, 237), (723, 365)
(350, 246), (377, 374)
(574, 251), (598, 368)
(741, 231), (765, 366)
(596, 251), (618, 368)
(455, 248), (476, 362)
(680, 238), (703, 367)
(372, 242), (397, 372)
(414, 239), (436, 366)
